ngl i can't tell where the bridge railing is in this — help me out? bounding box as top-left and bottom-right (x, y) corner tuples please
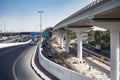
(81, 0), (104, 12)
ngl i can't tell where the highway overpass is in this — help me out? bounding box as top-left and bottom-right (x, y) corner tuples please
(53, 0), (120, 80)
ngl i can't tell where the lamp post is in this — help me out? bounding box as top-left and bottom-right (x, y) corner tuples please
(4, 21), (6, 32)
(38, 11), (44, 45)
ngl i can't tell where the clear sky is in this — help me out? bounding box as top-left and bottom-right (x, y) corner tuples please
(0, 0), (95, 32)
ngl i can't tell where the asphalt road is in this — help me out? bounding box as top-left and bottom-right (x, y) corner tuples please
(83, 44), (110, 58)
(0, 44), (38, 80)
(0, 38), (16, 43)
(14, 44), (41, 80)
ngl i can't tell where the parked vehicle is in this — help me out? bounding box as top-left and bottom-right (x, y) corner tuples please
(95, 44), (101, 50)
(48, 53), (53, 58)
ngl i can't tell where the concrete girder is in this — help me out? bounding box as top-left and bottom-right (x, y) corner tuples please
(89, 21), (120, 31)
(67, 27), (91, 33)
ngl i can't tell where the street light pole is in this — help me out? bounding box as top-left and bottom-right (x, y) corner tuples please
(38, 11), (44, 45)
(3, 21), (6, 32)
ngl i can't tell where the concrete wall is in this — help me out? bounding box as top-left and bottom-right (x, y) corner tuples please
(0, 39), (32, 48)
(38, 47), (95, 80)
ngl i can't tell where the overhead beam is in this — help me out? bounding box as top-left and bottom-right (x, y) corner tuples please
(58, 28), (66, 30)
(92, 18), (120, 21)
(67, 26), (92, 28)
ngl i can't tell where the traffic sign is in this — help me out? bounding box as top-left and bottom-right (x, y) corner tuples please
(30, 32), (39, 37)
(42, 31), (49, 37)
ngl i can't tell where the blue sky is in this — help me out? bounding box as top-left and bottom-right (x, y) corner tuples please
(0, 0), (95, 32)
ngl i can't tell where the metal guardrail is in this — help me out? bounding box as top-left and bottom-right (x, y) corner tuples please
(75, 0), (106, 17)
(80, 0), (104, 12)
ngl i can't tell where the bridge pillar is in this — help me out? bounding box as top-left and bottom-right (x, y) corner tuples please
(52, 32), (55, 40)
(60, 32), (64, 48)
(56, 32), (61, 44)
(0, 34), (2, 39)
(91, 21), (120, 80)
(76, 32), (83, 62)
(59, 32), (61, 44)
(110, 31), (119, 80)
(68, 27), (90, 62)
(55, 33), (58, 42)
(65, 31), (69, 53)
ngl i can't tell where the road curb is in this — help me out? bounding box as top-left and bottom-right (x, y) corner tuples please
(30, 43), (58, 80)
(30, 44), (45, 80)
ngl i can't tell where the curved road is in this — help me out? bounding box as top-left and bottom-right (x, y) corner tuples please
(0, 44), (40, 80)
(14, 44), (41, 80)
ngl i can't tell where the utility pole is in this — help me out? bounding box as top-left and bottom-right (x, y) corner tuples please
(38, 11), (44, 45)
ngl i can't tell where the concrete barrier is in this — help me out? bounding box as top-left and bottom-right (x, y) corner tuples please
(38, 46), (95, 80)
(0, 39), (32, 48)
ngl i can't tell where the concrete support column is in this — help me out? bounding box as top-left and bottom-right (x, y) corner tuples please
(60, 32), (64, 48)
(119, 33), (120, 63)
(110, 31), (119, 80)
(52, 32), (55, 40)
(55, 33), (58, 42)
(66, 31), (69, 53)
(56, 32), (60, 44)
(58, 32), (61, 44)
(77, 32), (82, 62)
(0, 34), (2, 39)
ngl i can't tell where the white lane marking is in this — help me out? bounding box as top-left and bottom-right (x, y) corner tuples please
(12, 46), (32, 80)
(0, 47), (19, 57)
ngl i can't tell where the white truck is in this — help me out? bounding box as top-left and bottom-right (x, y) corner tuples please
(95, 44), (101, 50)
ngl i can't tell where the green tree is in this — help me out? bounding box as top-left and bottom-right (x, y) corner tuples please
(88, 30), (110, 50)
(69, 32), (76, 41)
